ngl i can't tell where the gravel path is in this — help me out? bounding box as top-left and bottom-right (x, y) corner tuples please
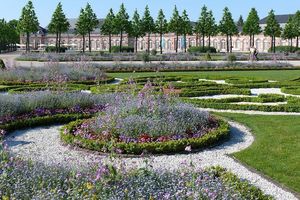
(4, 121), (298, 200)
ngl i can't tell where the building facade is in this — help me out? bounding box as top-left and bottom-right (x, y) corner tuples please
(20, 14), (299, 53)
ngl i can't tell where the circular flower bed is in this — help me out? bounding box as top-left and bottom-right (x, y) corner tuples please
(61, 83), (230, 155)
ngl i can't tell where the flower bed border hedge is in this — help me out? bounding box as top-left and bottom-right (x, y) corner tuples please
(60, 118), (230, 155)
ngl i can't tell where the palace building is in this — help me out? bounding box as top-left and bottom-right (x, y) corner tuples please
(20, 14), (297, 53)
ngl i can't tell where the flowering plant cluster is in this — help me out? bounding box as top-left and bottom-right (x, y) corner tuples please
(69, 82), (218, 145)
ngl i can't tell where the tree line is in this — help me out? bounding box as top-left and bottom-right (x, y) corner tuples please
(0, 19), (19, 53)
(17, 1), (300, 53)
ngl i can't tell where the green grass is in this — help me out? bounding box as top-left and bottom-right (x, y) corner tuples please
(215, 113), (300, 193)
(108, 70), (300, 81)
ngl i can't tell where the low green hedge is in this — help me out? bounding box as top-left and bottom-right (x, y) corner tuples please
(188, 46), (217, 53)
(111, 46), (134, 53)
(281, 86), (300, 95)
(0, 113), (93, 133)
(60, 119), (230, 155)
(180, 88), (251, 97)
(268, 46), (300, 53)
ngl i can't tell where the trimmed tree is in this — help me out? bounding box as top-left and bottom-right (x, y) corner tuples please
(131, 9), (144, 53)
(181, 10), (193, 53)
(155, 9), (168, 54)
(141, 5), (156, 53)
(282, 16), (296, 50)
(84, 3), (98, 52)
(75, 8), (88, 53)
(48, 2), (70, 53)
(219, 7), (238, 52)
(293, 11), (300, 48)
(237, 15), (244, 27)
(168, 6), (182, 53)
(196, 5), (209, 48)
(101, 9), (116, 53)
(114, 3), (131, 52)
(243, 8), (261, 47)
(264, 10), (281, 53)
(206, 10), (217, 48)
(18, 0), (39, 53)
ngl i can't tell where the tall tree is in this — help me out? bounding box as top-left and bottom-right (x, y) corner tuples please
(75, 8), (88, 53)
(48, 2), (70, 53)
(0, 19), (9, 53)
(219, 7), (238, 52)
(293, 11), (300, 48)
(181, 10), (192, 53)
(196, 5), (209, 47)
(114, 3), (130, 52)
(206, 10), (217, 48)
(237, 15), (244, 27)
(131, 9), (144, 52)
(243, 8), (261, 47)
(264, 10), (281, 53)
(141, 5), (155, 53)
(101, 9), (116, 53)
(282, 17), (296, 50)
(168, 6), (182, 53)
(155, 9), (168, 54)
(18, 0), (39, 52)
(84, 3), (98, 52)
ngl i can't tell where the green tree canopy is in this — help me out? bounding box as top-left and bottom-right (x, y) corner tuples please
(181, 10), (192, 52)
(168, 6), (182, 53)
(206, 10), (217, 48)
(84, 3), (98, 52)
(114, 3), (131, 52)
(243, 8), (261, 47)
(219, 7), (238, 52)
(141, 5), (155, 52)
(282, 17), (296, 49)
(196, 5), (209, 47)
(237, 15), (244, 27)
(293, 10), (300, 48)
(264, 10), (281, 53)
(155, 9), (168, 54)
(101, 9), (116, 53)
(75, 8), (88, 53)
(131, 9), (143, 52)
(48, 2), (70, 53)
(18, 0), (39, 52)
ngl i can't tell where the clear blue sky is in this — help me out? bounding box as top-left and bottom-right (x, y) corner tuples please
(1, 0), (299, 27)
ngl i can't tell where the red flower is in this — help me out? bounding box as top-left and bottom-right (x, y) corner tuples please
(138, 134), (151, 143)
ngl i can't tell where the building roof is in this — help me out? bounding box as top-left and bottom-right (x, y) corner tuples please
(259, 14), (294, 24)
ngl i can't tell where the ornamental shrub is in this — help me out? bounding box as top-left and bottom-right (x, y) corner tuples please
(226, 54), (237, 63)
(151, 49), (157, 56)
(45, 46), (67, 53)
(111, 46), (134, 53)
(268, 46), (300, 53)
(141, 52), (150, 63)
(188, 46), (217, 53)
(204, 53), (212, 61)
(0, 59), (6, 70)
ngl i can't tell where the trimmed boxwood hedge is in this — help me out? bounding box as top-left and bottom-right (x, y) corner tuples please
(0, 113), (93, 133)
(60, 118), (230, 155)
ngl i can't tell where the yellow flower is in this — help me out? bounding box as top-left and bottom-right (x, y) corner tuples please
(2, 196), (10, 200)
(86, 182), (94, 190)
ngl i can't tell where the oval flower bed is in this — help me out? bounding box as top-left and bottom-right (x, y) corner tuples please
(61, 84), (230, 155)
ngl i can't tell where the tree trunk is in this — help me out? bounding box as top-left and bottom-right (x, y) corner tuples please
(196, 33), (199, 47)
(26, 32), (30, 53)
(135, 37), (138, 53)
(88, 32), (91, 52)
(249, 35), (252, 47)
(109, 34), (112, 53)
(202, 32), (205, 48)
(230, 35), (232, 53)
(55, 32), (59, 53)
(290, 38), (293, 51)
(208, 35), (211, 48)
(58, 32), (61, 53)
(226, 34), (229, 53)
(296, 36), (299, 49)
(175, 34), (179, 53)
(147, 33), (150, 53)
(82, 35), (85, 53)
(252, 34), (255, 48)
(160, 32), (163, 54)
(273, 36), (276, 53)
(184, 34), (187, 53)
(120, 31), (123, 52)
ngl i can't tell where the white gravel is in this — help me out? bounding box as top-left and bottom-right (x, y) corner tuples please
(111, 78), (124, 85)
(200, 107), (300, 115)
(4, 121), (298, 200)
(191, 94), (254, 99)
(198, 79), (228, 84)
(231, 102), (288, 106)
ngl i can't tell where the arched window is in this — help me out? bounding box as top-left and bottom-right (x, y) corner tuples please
(221, 40), (226, 50)
(263, 39), (269, 51)
(167, 39), (171, 50)
(235, 39), (241, 50)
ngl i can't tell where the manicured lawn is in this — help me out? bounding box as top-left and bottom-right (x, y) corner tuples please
(215, 113), (300, 193)
(108, 70), (300, 81)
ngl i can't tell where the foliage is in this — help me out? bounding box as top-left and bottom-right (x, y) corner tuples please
(75, 8), (88, 52)
(131, 9), (143, 52)
(227, 53), (237, 62)
(0, 19), (19, 53)
(141, 5), (156, 52)
(268, 46), (300, 53)
(84, 3), (99, 52)
(168, 6), (182, 53)
(282, 16), (296, 46)
(243, 8), (261, 47)
(219, 7), (238, 52)
(0, 59), (5, 70)
(264, 10), (282, 53)
(17, 0), (39, 52)
(181, 10), (193, 52)
(114, 3), (131, 52)
(155, 9), (168, 54)
(111, 46), (134, 53)
(188, 46), (217, 53)
(101, 9), (116, 53)
(45, 46), (67, 53)
(48, 2), (70, 53)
